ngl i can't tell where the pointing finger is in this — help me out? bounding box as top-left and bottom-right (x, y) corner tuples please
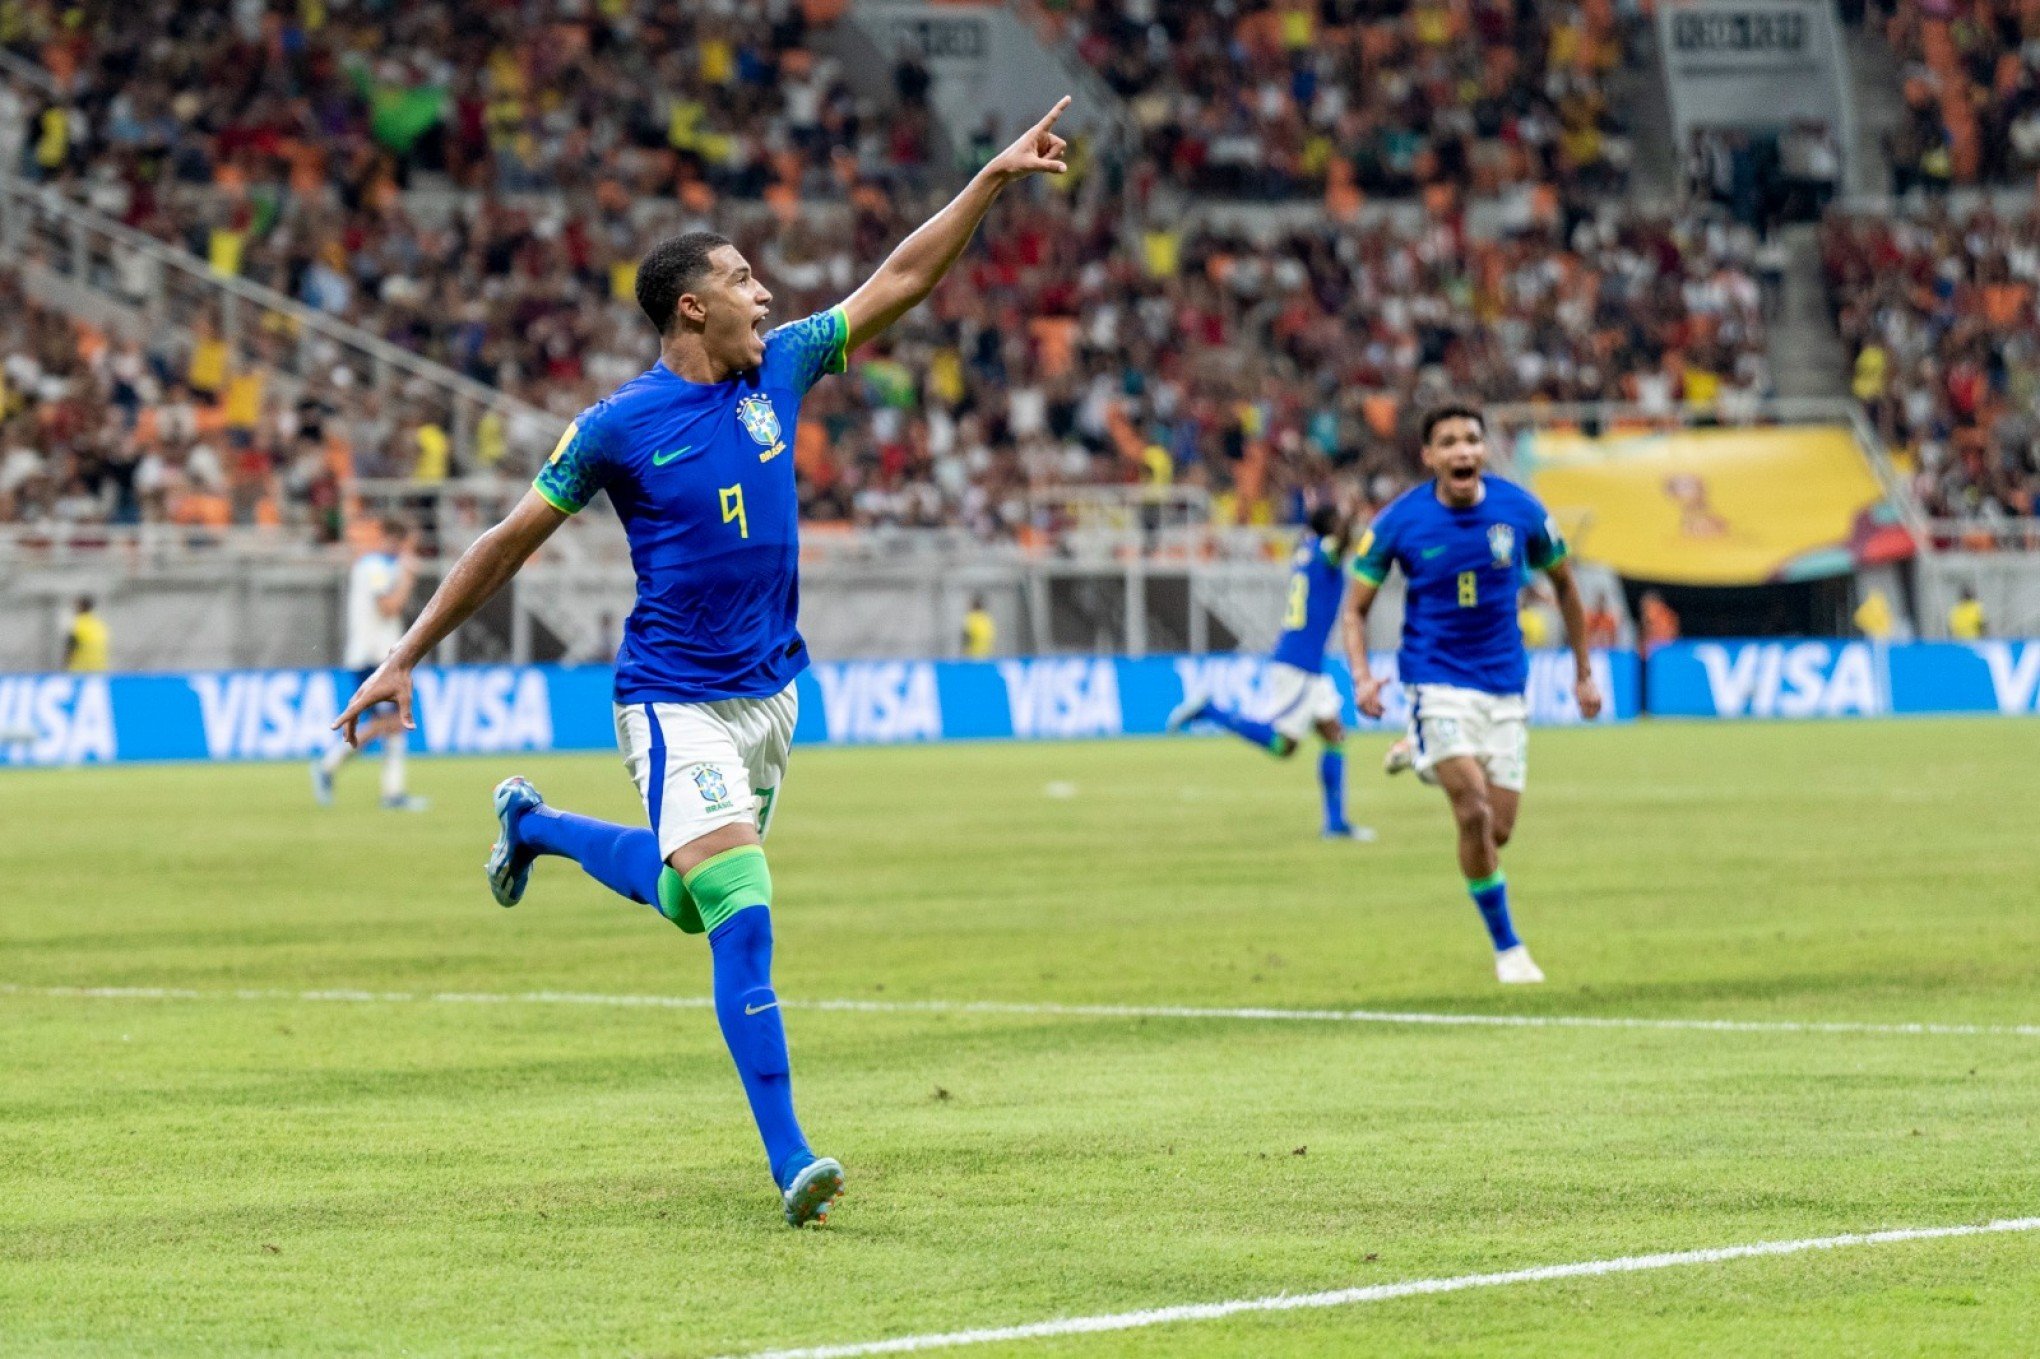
(1033, 95), (1072, 134)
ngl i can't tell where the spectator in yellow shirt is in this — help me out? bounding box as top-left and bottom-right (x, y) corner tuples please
(1853, 588), (1895, 641)
(65, 596), (109, 671)
(1948, 588), (1986, 641)
(962, 595), (996, 659)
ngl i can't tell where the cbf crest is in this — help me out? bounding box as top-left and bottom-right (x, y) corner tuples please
(736, 394), (786, 461)
(1488, 523), (1516, 567)
(693, 764), (732, 811)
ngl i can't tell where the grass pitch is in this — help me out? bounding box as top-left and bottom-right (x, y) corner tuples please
(6, 719), (2040, 1356)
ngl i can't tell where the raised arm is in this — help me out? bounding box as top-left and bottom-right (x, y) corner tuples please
(1545, 558), (1603, 720)
(839, 96), (1071, 350)
(332, 490), (567, 745)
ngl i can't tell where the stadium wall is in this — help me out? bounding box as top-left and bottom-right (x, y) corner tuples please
(0, 651), (1636, 768)
(8, 642), (2037, 769)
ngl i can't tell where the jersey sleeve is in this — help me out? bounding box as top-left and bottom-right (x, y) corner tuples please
(1349, 510), (1398, 586)
(1526, 502), (1569, 572)
(763, 305), (850, 394)
(532, 410), (611, 515)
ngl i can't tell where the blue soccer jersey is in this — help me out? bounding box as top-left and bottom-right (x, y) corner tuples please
(1267, 531), (1348, 673)
(533, 307), (849, 704)
(1350, 475), (1567, 695)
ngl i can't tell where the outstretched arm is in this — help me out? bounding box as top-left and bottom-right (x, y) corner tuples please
(839, 96), (1071, 350)
(1546, 558), (1603, 719)
(332, 490), (567, 744)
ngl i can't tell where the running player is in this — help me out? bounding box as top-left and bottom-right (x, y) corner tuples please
(1167, 502), (1373, 840)
(332, 98), (1075, 1227)
(313, 517), (425, 811)
(1342, 404), (1600, 984)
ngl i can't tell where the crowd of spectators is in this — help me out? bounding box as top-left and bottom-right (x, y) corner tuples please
(35, 2), (2040, 550)
(1823, 203), (2040, 524)
(1872, 0), (2040, 190)
(9, 0), (880, 208)
(1054, 0), (1632, 206)
(0, 273), (363, 537)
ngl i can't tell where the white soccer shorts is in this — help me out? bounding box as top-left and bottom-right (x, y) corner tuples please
(614, 683), (797, 862)
(1255, 660), (1344, 742)
(1405, 683), (1529, 792)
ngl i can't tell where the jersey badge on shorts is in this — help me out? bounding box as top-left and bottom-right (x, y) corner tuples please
(1488, 523), (1515, 567)
(694, 765), (733, 811)
(737, 394), (786, 461)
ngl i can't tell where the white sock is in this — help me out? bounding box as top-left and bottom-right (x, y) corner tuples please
(319, 740), (353, 775)
(381, 740), (407, 801)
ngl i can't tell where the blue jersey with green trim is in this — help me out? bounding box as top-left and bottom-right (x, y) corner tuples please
(533, 307), (848, 703)
(1267, 533), (1347, 673)
(1350, 475), (1566, 695)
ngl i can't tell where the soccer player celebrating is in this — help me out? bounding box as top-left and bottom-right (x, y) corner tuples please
(1341, 404), (1601, 984)
(1167, 502), (1373, 840)
(332, 98), (1075, 1226)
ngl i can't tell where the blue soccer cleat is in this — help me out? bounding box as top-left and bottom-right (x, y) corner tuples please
(485, 776), (544, 907)
(1322, 823), (1378, 843)
(781, 1156), (845, 1228)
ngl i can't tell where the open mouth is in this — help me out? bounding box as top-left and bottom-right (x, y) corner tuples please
(1445, 464), (1480, 486)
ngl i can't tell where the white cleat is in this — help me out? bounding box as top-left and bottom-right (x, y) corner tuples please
(1382, 737), (1414, 776)
(1165, 692), (1209, 733)
(1495, 944), (1545, 985)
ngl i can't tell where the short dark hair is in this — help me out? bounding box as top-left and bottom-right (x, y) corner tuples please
(379, 515), (411, 541)
(1306, 503), (1342, 538)
(76, 595), (94, 612)
(635, 231), (733, 335)
(1419, 402), (1486, 446)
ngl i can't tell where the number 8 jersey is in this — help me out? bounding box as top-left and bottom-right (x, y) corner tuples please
(534, 307), (849, 704)
(1350, 475), (1568, 696)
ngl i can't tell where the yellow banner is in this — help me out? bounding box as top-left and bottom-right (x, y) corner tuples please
(1522, 425), (1883, 585)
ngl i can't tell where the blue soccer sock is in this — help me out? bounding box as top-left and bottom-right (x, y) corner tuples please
(1200, 702), (1285, 753)
(518, 806), (663, 906)
(1318, 742), (1348, 831)
(1468, 871), (1520, 952)
(707, 900), (812, 1188)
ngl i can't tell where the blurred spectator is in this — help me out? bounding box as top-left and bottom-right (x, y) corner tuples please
(1853, 587), (1896, 640)
(64, 594), (108, 671)
(1639, 589), (1680, 655)
(1948, 585), (1987, 639)
(962, 594), (996, 658)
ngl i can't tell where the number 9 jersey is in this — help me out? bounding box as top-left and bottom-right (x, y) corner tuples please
(1350, 475), (1567, 696)
(534, 307), (849, 705)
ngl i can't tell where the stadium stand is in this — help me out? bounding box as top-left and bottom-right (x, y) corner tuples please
(0, 0), (2017, 557)
(1870, 0), (2040, 188)
(1822, 201), (2040, 528)
(1043, 0), (1632, 205)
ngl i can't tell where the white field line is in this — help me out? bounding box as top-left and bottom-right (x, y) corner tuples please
(719, 1217), (2040, 1359)
(3, 983), (2040, 1039)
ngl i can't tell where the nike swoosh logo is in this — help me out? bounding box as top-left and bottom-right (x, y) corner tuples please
(651, 445), (693, 466)
(1421, 546), (1447, 558)
(744, 999), (780, 1016)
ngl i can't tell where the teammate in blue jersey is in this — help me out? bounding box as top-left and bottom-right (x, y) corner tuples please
(1167, 502), (1373, 840)
(1341, 404), (1601, 984)
(332, 98), (1077, 1227)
